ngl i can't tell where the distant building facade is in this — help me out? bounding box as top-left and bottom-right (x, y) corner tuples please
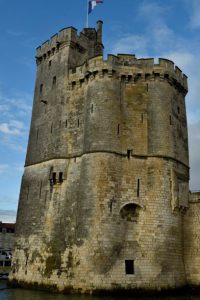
(0, 222), (15, 276)
(9, 22), (200, 293)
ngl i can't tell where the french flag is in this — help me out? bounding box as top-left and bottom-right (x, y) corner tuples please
(88, 0), (103, 14)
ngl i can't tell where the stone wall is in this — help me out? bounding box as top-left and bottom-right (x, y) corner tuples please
(184, 191), (200, 285)
(10, 22), (190, 293)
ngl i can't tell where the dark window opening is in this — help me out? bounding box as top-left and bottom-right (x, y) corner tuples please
(141, 113), (144, 123)
(5, 260), (11, 267)
(59, 172), (63, 183)
(118, 124), (120, 135)
(137, 179), (140, 197)
(120, 203), (140, 222)
(51, 124), (53, 134)
(127, 149), (132, 159)
(125, 260), (134, 275)
(53, 172), (56, 184)
(39, 181), (42, 198)
(91, 104), (93, 113)
(0, 261), (3, 266)
(170, 115), (172, 125)
(40, 84), (43, 93)
(78, 119), (80, 128)
(52, 76), (56, 87)
(49, 60), (52, 68)
(72, 81), (76, 90)
(177, 106), (180, 114)
(65, 120), (68, 128)
(26, 186), (29, 202)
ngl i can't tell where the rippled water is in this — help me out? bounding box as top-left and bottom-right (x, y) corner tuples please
(0, 280), (200, 300)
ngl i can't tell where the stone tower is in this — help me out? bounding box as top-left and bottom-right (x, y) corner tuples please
(10, 22), (190, 293)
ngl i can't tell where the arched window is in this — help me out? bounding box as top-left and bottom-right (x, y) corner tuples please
(120, 203), (140, 222)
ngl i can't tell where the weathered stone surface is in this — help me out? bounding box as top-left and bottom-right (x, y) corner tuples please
(10, 21), (195, 294)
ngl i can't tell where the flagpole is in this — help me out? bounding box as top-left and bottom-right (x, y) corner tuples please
(86, 0), (89, 28)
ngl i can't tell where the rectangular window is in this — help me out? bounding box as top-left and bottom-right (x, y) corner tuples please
(91, 104), (94, 113)
(0, 261), (3, 267)
(53, 172), (56, 184)
(127, 150), (132, 159)
(125, 260), (134, 274)
(40, 84), (43, 93)
(5, 260), (11, 267)
(118, 124), (120, 135)
(137, 179), (140, 197)
(59, 172), (63, 183)
(52, 76), (56, 87)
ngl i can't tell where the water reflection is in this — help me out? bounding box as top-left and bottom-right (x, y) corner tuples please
(0, 281), (199, 300)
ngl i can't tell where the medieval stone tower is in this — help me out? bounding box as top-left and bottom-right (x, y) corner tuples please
(10, 22), (192, 293)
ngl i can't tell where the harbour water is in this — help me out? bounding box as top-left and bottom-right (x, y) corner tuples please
(0, 281), (200, 300)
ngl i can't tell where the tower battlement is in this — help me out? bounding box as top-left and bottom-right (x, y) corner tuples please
(36, 21), (103, 65)
(68, 55), (188, 93)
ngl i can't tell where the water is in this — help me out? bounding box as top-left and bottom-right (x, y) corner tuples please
(0, 281), (200, 300)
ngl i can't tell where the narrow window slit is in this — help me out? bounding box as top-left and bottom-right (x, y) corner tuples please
(59, 172), (63, 183)
(40, 84), (43, 94)
(26, 186), (29, 201)
(137, 179), (140, 197)
(65, 120), (68, 128)
(78, 119), (80, 128)
(118, 124), (120, 135)
(52, 172), (56, 185)
(39, 181), (43, 198)
(127, 150), (132, 159)
(91, 104), (93, 113)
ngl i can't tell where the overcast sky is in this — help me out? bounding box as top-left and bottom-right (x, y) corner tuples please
(0, 0), (200, 223)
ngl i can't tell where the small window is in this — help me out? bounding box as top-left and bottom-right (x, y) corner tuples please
(2, 228), (6, 234)
(0, 261), (3, 266)
(125, 260), (134, 275)
(137, 179), (140, 197)
(78, 119), (80, 128)
(5, 260), (11, 267)
(177, 106), (180, 114)
(59, 172), (63, 183)
(118, 124), (120, 135)
(52, 76), (57, 87)
(127, 150), (132, 159)
(91, 104), (94, 113)
(53, 172), (56, 184)
(49, 60), (52, 68)
(65, 120), (68, 128)
(40, 84), (43, 93)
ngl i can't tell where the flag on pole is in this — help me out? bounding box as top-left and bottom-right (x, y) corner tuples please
(88, 0), (103, 14)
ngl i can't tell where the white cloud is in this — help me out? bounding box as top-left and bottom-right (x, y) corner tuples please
(0, 120), (24, 136)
